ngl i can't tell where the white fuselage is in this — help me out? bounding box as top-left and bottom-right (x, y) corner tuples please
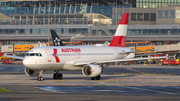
(23, 46), (133, 71)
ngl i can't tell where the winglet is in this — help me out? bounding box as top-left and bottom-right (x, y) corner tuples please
(50, 30), (65, 46)
(109, 13), (129, 47)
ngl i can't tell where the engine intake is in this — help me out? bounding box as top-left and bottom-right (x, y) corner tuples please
(24, 67), (39, 77)
(82, 64), (101, 77)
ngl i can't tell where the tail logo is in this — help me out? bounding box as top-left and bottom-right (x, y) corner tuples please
(53, 49), (60, 63)
(54, 37), (60, 46)
(109, 13), (129, 47)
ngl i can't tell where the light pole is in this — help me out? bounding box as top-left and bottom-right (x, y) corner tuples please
(123, 0), (124, 14)
(54, 0), (57, 31)
(116, 0), (117, 29)
(48, 3), (50, 46)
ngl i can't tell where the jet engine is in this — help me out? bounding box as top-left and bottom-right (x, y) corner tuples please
(124, 53), (135, 59)
(24, 67), (39, 77)
(82, 64), (101, 77)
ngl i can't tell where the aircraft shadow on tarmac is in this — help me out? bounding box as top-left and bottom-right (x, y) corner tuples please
(104, 68), (180, 75)
(29, 75), (135, 81)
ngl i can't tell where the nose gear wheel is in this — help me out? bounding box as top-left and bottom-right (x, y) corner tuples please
(37, 70), (44, 81)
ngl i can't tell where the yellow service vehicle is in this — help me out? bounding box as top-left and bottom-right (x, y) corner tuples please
(0, 54), (14, 61)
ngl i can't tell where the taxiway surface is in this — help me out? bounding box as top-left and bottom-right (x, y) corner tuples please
(1, 64), (180, 101)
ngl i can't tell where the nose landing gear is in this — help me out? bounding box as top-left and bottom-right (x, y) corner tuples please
(36, 70), (63, 81)
(37, 77), (43, 81)
(37, 70), (44, 81)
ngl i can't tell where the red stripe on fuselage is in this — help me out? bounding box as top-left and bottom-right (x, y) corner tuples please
(53, 49), (60, 63)
(109, 36), (126, 47)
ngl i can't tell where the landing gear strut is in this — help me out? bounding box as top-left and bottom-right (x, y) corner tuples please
(37, 70), (44, 81)
(53, 70), (63, 80)
(91, 75), (101, 80)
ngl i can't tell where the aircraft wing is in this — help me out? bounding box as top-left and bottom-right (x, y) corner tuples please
(4, 54), (24, 60)
(74, 56), (166, 66)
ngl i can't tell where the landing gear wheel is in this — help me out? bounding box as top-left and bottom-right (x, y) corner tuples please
(37, 77), (43, 81)
(95, 75), (101, 80)
(53, 74), (58, 79)
(91, 75), (101, 80)
(91, 77), (95, 80)
(37, 70), (44, 81)
(57, 73), (63, 80)
(53, 71), (63, 80)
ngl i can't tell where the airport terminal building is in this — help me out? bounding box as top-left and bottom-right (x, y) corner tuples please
(0, 0), (180, 46)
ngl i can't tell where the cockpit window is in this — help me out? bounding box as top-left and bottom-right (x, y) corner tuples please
(39, 53), (42, 57)
(26, 53), (42, 57)
(26, 53), (29, 56)
(36, 53), (39, 56)
(30, 53), (35, 56)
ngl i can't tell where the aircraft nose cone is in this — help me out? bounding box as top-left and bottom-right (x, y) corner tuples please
(23, 58), (30, 68)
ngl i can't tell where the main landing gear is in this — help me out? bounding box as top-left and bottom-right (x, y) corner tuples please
(91, 75), (101, 80)
(37, 70), (44, 81)
(36, 70), (63, 81)
(53, 70), (63, 80)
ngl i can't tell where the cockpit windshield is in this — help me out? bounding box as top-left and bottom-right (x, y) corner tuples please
(39, 53), (42, 56)
(26, 53), (42, 57)
(36, 53), (39, 56)
(26, 53), (29, 56)
(30, 53), (35, 56)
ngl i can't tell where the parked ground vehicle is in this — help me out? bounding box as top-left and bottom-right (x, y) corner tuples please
(0, 53), (14, 61)
(2, 58), (22, 65)
(2, 58), (13, 64)
(160, 59), (179, 65)
(170, 59), (179, 65)
(161, 59), (171, 65)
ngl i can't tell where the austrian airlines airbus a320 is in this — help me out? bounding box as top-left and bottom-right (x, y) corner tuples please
(4, 13), (165, 81)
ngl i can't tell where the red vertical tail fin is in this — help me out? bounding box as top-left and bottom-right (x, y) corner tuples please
(109, 13), (129, 47)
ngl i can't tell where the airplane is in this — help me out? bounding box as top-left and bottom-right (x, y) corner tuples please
(4, 13), (166, 81)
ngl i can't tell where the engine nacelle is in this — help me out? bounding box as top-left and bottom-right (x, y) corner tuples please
(124, 53), (135, 59)
(24, 67), (39, 77)
(82, 64), (102, 77)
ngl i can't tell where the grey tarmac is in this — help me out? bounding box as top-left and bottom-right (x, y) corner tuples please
(1, 64), (180, 101)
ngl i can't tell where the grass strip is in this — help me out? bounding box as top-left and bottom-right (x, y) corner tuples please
(0, 87), (16, 92)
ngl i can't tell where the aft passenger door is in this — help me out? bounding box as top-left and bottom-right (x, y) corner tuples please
(44, 49), (52, 62)
(114, 48), (120, 59)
